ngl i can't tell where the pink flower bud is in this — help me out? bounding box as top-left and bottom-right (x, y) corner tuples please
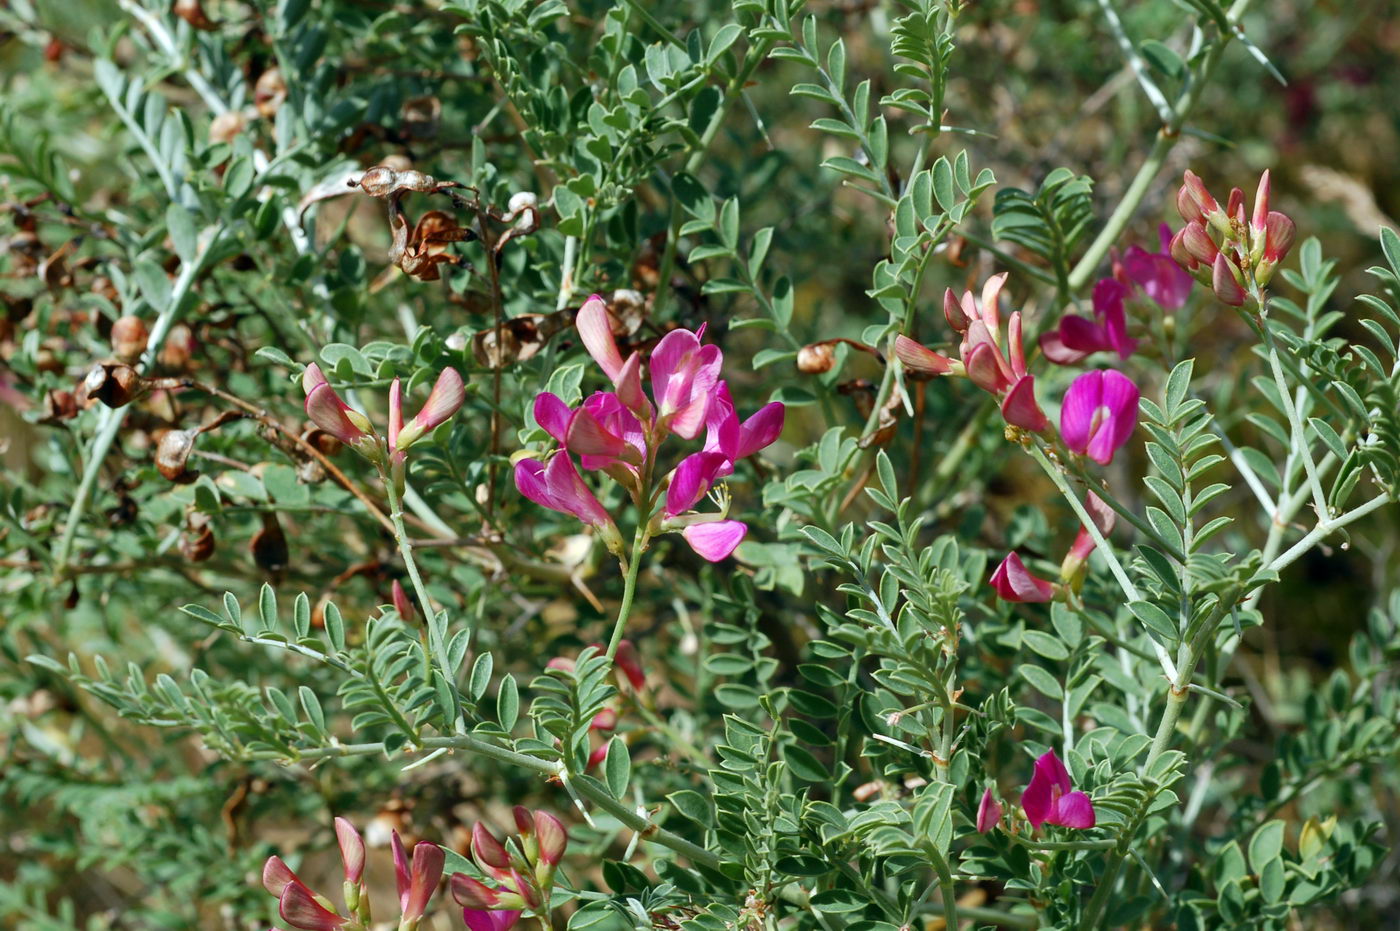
(976, 788), (1003, 833)
(388, 377), (404, 449)
(263, 856), (299, 898)
(472, 823), (512, 874)
(391, 579), (414, 623)
(614, 639), (646, 691)
(513, 806), (534, 837)
(1263, 211), (1295, 262)
(280, 880), (347, 931)
(942, 287), (969, 332)
(450, 874), (501, 909)
(1226, 186), (1246, 226)
(1180, 221), (1219, 266)
(989, 552), (1055, 603)
(963, 341), (1009, 395)
(591, 707), (618, 731)
(576, 294), (626, 382)
(533, 811), (568, 866)
(396, 368), (465, 449)
(334, 818), (365, 884)
(1211, 254), (1246, 306)
(1168, 227), (1194, 270)
(894, 335), (954, 376)
(402, 842), (444, 921)
(305, 382), (372, 447)
(1251, 169), (1271, 233)
(1178, 170), (1220, 225)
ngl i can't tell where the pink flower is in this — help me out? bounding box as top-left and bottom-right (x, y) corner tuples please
(1021, 750), (1096, 830)
(1060, 370), (1140, 465)
(666, 451), (731, 516)
(613, 639), (646, 691)
(462, 909), (522, 931)
(576, 294), (627, 382)
(1059, 492), (1116, 585)
(893, 335), (955, 376)
(989, 552), (1055, 603)
(566, 392), (646, 471)
(514, 454), (623, 552)
(391, 579), (414, 623)
(1210, 253), (1247, 306)
(534, 811), (568, 867)
(650, 327), (723, 439)
(1040, 279), (1138, 366)
(976, 788), (1003, 833)
(1119, 224), (1193, 311)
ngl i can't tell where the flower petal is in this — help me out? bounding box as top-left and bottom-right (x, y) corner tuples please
(305, 383), (367, 446)
(403, 841), (444, 920)
(667, 451), (729, 516)
(1051, 790), (1097, 829)
(280, 880), (346, 931)
(989, 551), (1055, 603)
(1021, 760), (1054, 830)
(334, 818), (365, 884)
(533, 392), (573, 445)
(1059, 370), (1104, 457)
(577, 294), (625, 381)
(1001, 375), (1048, 432)
(1035, 750), (1073, 796)
(976, 788), (1003, 833)
(1085, 370), (1139, 465)
(736, 402), (785, 459)
(894, 335), (954, 376)
(682, 520), (747, 562)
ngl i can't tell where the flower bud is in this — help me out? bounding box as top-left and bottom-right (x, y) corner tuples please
(450, 874), (501, 909)
(1226, 186), (1246, 227)
(111, 315), (149, 363)
(533, 811), (567, 872)
(614, 639), (646, 691)
(976, 788), (1003, 833)
(1178, 170), (1220, 226)
(334, 817), (365, 884)
(513, 806), (534, 837)
(1180, 220), (1220, 267)
(472, 823), (512, 875)
(155, 428), (199, 483)
(396, 368), (465, 449)
(1211, 254), (1246, 306)
(390, 579), (415, 623)
(942, 287), (969, 332)
(263, 856), (298, 898)
(1168, 227), (1194, 270)
(796, 341), (836, 374)
(1263, 211), (1295, 262)
(1251, 170), (1271, 235)
(894, 335), (953, 377)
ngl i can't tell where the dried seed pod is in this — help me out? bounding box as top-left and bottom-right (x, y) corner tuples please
(40, 389), (78, 423)
(83, 363), (147, 408)
(254, 68), (286, 118)
(110, 315), (150, 363)
(181, 515), (216, 563)
(209, 109), (247, 145)
(304, 428), (342, 457)
(251, 513), (288, 575)
(155, 429), (199, 483)
(796, 342), (836, 374)
(173, 0), (216, 29)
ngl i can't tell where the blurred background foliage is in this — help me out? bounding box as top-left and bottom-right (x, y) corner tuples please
(2, 0), (1399, 928)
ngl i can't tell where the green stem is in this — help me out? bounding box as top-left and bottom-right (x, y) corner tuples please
(1066, 0), (1257, 292)
(925, 844), (959, 931)
(605, 530), (647, 659)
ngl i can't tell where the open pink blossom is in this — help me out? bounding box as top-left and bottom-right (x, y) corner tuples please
(681, 520), (748, 562)
(1060, 370), (1140, 465)
(1119, 224), (1193, 311)
(1040, 279), (1138, 365)
(1021, 750), (1096, 830)
(566, 392), (647, 471)
(650, 327), (723, 439)
(513, 454), (623, 552)
(989, 551), (1055, 603)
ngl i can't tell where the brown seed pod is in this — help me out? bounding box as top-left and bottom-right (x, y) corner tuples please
(254, 68), (286, 119)
(111, 315), (150, 363)
(82, 363), (147, 408)
(250, 513), (288, 576)
(40, 389), (78, 423)
(209, 109), (247, 145)
(155, 429), (199, 483)
(796, 342), (836, 375)
(180, 515), (216, 563)
(173, 0), (216, 29)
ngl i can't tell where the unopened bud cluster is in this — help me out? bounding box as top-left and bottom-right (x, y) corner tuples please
(1169, 169), (1296, 305)
(449, 808), (569, 928)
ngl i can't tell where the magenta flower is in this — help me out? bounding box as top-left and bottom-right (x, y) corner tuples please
(565, 392), (647, 472)
(989, 551), (1055, 603)
(513, 454), (624, 554)
(1119, 224), (1193, 311)
(680, 520), (749, 562)
(462, 909), (522, 931)
(1021, 750), (1096, 830)
(976, 787), (1003, 833)
(1060, 370), (1140, 465)
(1040, 279), (1138, 365)
(650, 327), (723, 440)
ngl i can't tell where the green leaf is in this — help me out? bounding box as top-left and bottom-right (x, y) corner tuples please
(1129, 601), (1178, 642)
(1249, 820), (1286, 871)
(667, 790), (714, 826)
(602, 738), (630, 797)
(497, 674), (519, 732)
(1139, 40), (1185, 80)
(1019, 663), (1063, 699)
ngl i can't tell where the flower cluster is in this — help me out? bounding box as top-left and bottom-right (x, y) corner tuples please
(261, 819), (444, 931)
(1169, 169), (1296, 304)
(302, 362), (465, 490)
(449, 809), (569, 931)
(1041, 225), (1191, 365)
(515, 294), (784, 562)
(895, 273), (1049, 432)
(977, 749), (1096, 834)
